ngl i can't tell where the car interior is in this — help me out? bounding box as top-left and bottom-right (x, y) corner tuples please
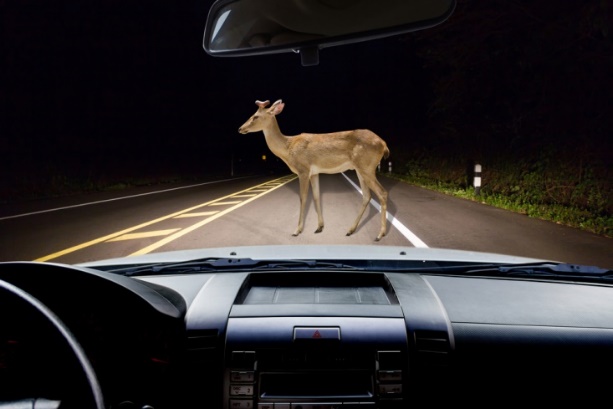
(1, 256), (612, 408)
(1, 0), (611, 408)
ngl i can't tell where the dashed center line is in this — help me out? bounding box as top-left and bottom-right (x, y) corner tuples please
(108, 229), (181, 242)
(209, 201), (242, 206)
(35, 175), (296, 262)
(174, 211), (220, 218)
(129, 176), (296, 256)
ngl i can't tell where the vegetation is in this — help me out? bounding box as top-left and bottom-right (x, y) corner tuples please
(384, 0), (612, 238)
(388, 149), (612, 237)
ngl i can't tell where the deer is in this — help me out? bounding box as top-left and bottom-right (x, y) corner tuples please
(238, 99), (390, 241)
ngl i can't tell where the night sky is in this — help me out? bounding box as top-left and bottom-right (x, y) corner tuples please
(1, 0), (611, 202)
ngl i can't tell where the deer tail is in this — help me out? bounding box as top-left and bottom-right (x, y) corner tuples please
(383, 143), (390, 159)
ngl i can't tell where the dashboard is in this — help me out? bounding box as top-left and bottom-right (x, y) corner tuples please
(1, 262), (613, 408)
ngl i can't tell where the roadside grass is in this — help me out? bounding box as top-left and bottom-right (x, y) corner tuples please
(386, 156), (612, 238)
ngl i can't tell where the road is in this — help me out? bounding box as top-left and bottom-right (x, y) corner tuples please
(1, 173), (611, 268)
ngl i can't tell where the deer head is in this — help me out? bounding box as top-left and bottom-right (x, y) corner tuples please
(238, 99), (285, 134)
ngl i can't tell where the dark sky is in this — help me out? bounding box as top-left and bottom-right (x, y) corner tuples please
(2, 1), (428, 185)
(1, 0), (611, 201)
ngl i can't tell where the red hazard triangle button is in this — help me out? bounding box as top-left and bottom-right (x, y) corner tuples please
(294, 327), (341, 341)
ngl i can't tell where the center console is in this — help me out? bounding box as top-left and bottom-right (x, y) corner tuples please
(223, 273), (409, 409)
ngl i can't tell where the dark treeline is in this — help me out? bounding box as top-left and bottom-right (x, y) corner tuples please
(395, 0), (612, 226)
(407, 0), (612, 159)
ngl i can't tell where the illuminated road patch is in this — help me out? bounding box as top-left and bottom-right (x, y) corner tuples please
(35, 175), (296, 262)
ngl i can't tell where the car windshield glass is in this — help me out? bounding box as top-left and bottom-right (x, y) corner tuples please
(0, 0), (611, 270)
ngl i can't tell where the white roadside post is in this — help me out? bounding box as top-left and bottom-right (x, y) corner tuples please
(474, 164), (482, 195)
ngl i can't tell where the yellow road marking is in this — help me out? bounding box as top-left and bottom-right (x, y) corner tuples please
(174, 211), (219, 218)
(232, 194), (257, 198)
(209, 201), (242, 206)
(35, 175), (296, 262)
(130, 176), (295, 256)
(107, 229), (181, 242)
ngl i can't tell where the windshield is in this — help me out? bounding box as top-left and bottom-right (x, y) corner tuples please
(1, 0), (611, 269)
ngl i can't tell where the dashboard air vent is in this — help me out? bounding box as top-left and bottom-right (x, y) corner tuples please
(186, 329), (219, 363)
(414, 330), (450, 369)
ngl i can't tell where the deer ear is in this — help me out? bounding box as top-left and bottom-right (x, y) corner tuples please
(255, 100), (270, 108)
(268, 100), (284, 115)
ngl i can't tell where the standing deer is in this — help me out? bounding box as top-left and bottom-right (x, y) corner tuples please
(238, 99), (390, 241)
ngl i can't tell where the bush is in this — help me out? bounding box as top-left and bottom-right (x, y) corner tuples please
(391, 149), (612, 237)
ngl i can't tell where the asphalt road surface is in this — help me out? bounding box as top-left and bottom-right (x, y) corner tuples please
(1, 173), (611, 268)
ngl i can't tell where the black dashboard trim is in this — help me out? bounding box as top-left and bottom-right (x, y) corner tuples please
(230, 303), (404, 318)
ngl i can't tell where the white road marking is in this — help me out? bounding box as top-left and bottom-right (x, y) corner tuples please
(341, 172), (429, 248)
(0, 176), (256, 221)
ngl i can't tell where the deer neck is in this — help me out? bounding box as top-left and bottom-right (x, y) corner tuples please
(262, 118), (290, 158)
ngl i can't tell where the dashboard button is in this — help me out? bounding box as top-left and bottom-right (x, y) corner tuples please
(294, 327), (341, 340)
(230, 384), (254, 396)
(378, 370), (402, 381)
(229, 399), (253, 408)
(378, 383), (402, 395)
(231, 351), (257, 368)
(231, 371), (255, 382)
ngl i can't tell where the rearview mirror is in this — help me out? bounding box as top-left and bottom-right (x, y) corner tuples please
(203, 0), (456, 66)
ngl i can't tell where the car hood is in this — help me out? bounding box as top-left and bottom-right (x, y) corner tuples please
(77, 245), (547, 268)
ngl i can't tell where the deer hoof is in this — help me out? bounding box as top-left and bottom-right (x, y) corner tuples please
(315, 226), (323, 233)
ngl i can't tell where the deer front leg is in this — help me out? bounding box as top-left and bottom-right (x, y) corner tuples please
(310, 174), (324, 233)
(346, 173), (371, 237)
(293, 175), (310, 236)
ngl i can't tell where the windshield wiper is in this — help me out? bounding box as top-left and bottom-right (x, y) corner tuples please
(107, 257), (364, 276)
(461, 262), (613, 282)
(102, 258), (611, 281)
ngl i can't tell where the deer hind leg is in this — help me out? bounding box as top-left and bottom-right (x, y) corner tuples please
(346, 172), (371, 237)
(310, 174), (324, 233)
(368, 175), (388, 241)
(293, 175), (310, 236)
